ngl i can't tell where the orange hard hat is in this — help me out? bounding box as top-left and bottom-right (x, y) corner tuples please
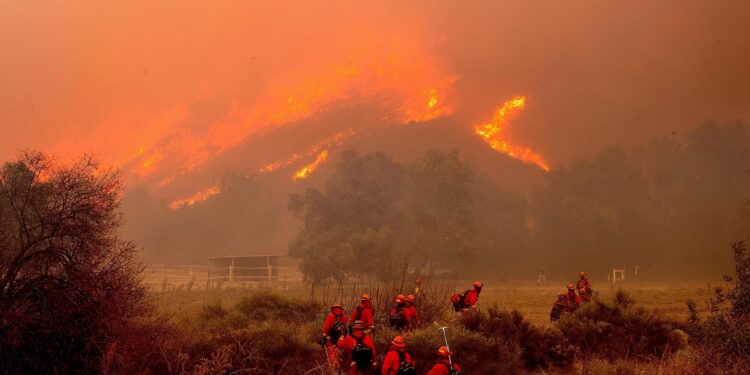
(391, 336), (406, 347)
(360, 293), (371, 301)
(436, 345), (452, 357)
(567, 283), (575, 290)
(406, 293), (416, 302)
(351, 320), (365, 330)
(396, 294), (405, 299)
(472, 281), (484, 288)
(580, 272), (586, 277)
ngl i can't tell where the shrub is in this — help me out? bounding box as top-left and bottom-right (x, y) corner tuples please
(556, 291), (678, 361)
(459, 306), (575, 371)
(234, 289), (320, 322)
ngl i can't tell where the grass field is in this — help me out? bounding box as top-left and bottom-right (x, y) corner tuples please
(141, 278), (745, 374)
(152, 278), (717, 327)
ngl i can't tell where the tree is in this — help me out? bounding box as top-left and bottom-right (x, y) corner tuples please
(0, 152), (145, 373)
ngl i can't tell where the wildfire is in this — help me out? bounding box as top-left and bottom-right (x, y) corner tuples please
(168, 185), (221, 209)
(293, 150), (329, 181)
(123, 38), (456, 186)
(475, 96), (550, 172)
(258, 129), (356, 174)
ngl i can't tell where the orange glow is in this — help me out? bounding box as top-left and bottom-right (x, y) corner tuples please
(168, 185), (221, 209)
(293, 150), (329, 180)
(475, 96), (550, 172)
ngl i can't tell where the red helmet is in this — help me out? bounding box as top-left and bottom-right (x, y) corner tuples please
(579, 288), (587, 293)
(567, 283), (575, 290)
(391, 336), (406, 348)
(472, 281), (484, 288)
(406, 294), (416, 302)
(436, 345), (452, 357)
(580, 271), (586, 277)
(331, 303), (342, 310)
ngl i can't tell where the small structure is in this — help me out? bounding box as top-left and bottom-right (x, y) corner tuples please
(208, 255), (280, 282)
(612, 269), (625, 284)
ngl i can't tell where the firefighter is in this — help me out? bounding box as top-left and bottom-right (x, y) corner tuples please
(381, 336), (416, 375)
(550, 292), (569, 321)
(426, 346), (463, 375)
(463, 281), (483, 310)
(338, 320), (377, 374)
(350, 293), (375, 331)
(566, 283), (582, 310)
(404, 294), (420, 329)
(577, 271), (592, 293)
(322, 303), (348, 345)
(389, 295), (411, 330)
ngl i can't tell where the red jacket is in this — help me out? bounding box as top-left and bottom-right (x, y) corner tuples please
(464, 289), (480, 308)
(404, 305), (419, 325)
(381, 349), (414, 375)
(338, 332), (376, 374)
(426, 359), (462, 375)
(350, 303), (375, 328)
(389, 305), (412, 325)
(323, 309), (347, 336)
(566, 291), (582, 307)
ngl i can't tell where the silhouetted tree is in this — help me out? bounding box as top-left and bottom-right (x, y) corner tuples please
(0, 152), (144, 374)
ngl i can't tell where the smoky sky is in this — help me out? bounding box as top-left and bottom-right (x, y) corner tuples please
(1, 1), (749, 192)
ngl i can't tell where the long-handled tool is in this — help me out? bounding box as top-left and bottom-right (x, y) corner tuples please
(439, 326), (454, 368)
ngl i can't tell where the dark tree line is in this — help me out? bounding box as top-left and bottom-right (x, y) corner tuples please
(289, 121), (750, 283)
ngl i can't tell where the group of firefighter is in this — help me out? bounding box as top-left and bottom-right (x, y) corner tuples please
(550, 271), (593, 321)
(321, 281), (483, 375)
(318, 273), (594, 374)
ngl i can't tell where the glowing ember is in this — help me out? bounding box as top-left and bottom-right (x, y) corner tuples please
(475, 96), (550, 172)
(168, 185), (221, 209)
(293, 150), (329, 180)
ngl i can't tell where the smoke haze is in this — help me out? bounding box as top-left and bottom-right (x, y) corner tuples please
(2, 1), (749, 276)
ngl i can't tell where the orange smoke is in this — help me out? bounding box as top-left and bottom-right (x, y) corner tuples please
(475, 96), (550, 172)
(168, 184), (221, 209)
(293, 150), (329, 181)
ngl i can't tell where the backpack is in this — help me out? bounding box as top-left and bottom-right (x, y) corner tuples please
(442, 363), (463, 375)
(396, 351), (417, 375)
(351, 335), (373, 369)
(451, 290), (471, 311)
(328, 314), (347, 342)
(389, 306), (406, 329)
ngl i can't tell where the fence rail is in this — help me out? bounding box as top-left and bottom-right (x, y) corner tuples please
(143, 264), (303, 291)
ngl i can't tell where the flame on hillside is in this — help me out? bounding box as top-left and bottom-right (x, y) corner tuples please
(258, 129), (356, 174)
(168, 185), (221, 209)
(293, 150), (329, 180)
(126, 38), (456, 185)
(475, 96), (550, 172)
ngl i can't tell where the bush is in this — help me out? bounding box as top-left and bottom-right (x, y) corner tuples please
(459, 306), (575, 371)
(556, 291), (678, 361)
(234, 289), (320, 322)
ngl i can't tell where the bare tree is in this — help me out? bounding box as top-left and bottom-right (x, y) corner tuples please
(0, 151), (145, 374)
